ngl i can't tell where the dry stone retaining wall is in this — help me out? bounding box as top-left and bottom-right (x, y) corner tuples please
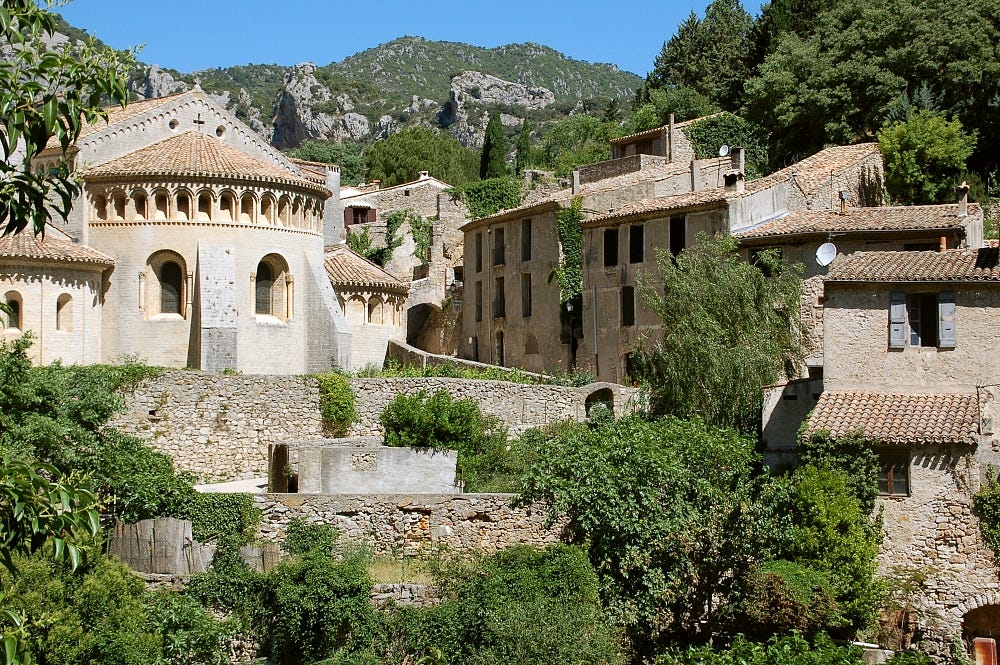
(115, 371), (635, 482)
(255, 493), (562, 556)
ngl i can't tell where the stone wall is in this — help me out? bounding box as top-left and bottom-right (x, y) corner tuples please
(255, 493), (562, 556)
(578, 154), (670, 185)
(116, 371), (637, 481)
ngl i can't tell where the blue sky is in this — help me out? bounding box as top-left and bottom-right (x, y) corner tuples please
(54, 1), (765, 78)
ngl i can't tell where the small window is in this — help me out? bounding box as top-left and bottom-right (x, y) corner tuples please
(56, 294), (73, 332)
(160, 261), (183, 315)
(154, 192), (169, 220)
(669, 216), (686, 257)
(197, 192), (212, 221)
(493, 227), (506, 266)
(176, 192), (191, 221)
(521, 273), (532, 317)
(496, 331), (505, 367)
(878, 450), (909, 497)
(471, 336), (479, 362)
(521, 218), (532, 261)
(475, 282), (483, 322)
(629, 225), (644, 263)
(4, 292), (21, 330)
(256, 262), (274, 315)
(907, 294), (939, 348)
(494, 276), (505, 318)
(604, 229), (619, 267)
(475, 233), (483, 273)
(622, 285), (635, 326)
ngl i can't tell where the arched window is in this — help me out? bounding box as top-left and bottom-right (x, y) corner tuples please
(56, 294), (73, 331)
(261, 196), (275, 225)
(240, 193), (255, 223)
(160, 261), (183, 314)
(219, 192), (236, 222)
(131, 191), (147, 220)
(154, 191), (169, 220)
(4, 292), (21, 330)
(255, 262), (274, 315)
(94, 194), (109, 221)
(175, 191), (191, 221)
(112, 192), (127, 221)
(196, 191), (212, 221)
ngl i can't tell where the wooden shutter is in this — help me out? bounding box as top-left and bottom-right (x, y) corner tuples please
(939, 290), (956, 348)
(889, 291), (906, 348)
(344, 207), (352, 226)
(367, 208), (377, 224)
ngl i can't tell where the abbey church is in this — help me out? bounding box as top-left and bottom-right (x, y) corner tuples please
(0, 87), (406, 373)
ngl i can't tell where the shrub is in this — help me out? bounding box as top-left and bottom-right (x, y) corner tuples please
(179, 492), (261, 545)
(316, 373), (357, 437)
(973, 467), (1000, 564)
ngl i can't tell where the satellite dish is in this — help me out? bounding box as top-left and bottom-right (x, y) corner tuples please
(718, 144), (730, 157)
(816, 242), (838, 267)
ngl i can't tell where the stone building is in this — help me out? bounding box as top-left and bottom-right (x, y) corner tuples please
(324, 244), (408, 369)
(576, 143), (885, 383)
(766, 248), (1000, 659)
(1, 87), (360, 373)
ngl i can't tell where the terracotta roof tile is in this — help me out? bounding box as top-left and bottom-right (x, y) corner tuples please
(804, 391), (979, 445)
(81, 132), (329, 195)
(43, 92), (190, 151)
(753, 143), (881, 196)
(610, 113), (724, 145)
(0, 229), (114, 266)
(737, 204), (978, 240)
(324, 245), (408, 293)
(826, 248), (1000, 282)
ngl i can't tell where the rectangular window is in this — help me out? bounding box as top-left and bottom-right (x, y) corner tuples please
(604, 229), (619, 267)
(878, 450), (909, 497)
(521, 273), (532, 317)
(622, 285), (635, 326)
(471, 336), (479, 362)
(669, 216), (686, 257)
(494, 276), (505, 318)
(521, 218), (532, 261)
(629, 224), (644, 263)
(475, 281), (483, 322)
(493, 227), (506, 266)
(907, 293), (939, 347)
(475, 233), (483, 273)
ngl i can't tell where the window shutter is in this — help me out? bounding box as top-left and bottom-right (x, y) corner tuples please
(367, 208), (377, 224)
(889, 291), (906, 348)
(939, 290), (956, 348)
(344, 207), (352, 226)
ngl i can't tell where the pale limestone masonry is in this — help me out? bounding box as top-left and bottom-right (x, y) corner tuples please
(116, 371), (637, 481)
(255, 493), (561, 556)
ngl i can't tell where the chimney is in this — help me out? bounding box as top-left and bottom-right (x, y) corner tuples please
(838, 190), (847, 215)
(419, 171), (429, 180)
(370, 179), (381, 191)
(667, 113), (675, 162)
(724, 170), (745, 193)
(572, 170), (581, 195)
(730, 146), (745, 175)
(957, 180), (970, 217)
(691, 160), (701, 192)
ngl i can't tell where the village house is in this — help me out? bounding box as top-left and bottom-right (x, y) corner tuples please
(769, 247), (1000, 660)
(576, 143), (885, 382)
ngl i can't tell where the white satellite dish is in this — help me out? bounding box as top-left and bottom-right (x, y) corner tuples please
(816, 242), (838, 267)
(718, 144), (730, 157)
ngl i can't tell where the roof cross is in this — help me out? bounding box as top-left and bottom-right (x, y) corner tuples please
(193, 113), (205, 132)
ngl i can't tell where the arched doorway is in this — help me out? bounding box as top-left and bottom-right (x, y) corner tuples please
(964, 605), (1000, 660)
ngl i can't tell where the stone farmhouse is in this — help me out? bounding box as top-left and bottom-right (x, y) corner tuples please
(0, 87), (415, 373)
(760, 247), (1000, 658)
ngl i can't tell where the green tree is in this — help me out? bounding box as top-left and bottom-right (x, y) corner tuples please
(647, 0), (753, 109)
(635, 235), (804, 433)
(535, 114), (616, 176)
(878, 110), (977, 204)
(514, 121), (532, 175)
(285, 139), (364, 185)
(0, 0), (134, 236)
(517, 416), (761, 656)
(364, 127), (479, 187)
(624, 86), (719, 135)
(682, 112), (768, 178)
(480, 112), (508, 179)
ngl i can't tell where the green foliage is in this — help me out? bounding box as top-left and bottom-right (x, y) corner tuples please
(348, 209), (414, 267)
(624, 86), (719, 134)
(655, 632), (866, 665)
(973, 467), (1000, 564)
(285, 139), (364, 185)
(515, 121), (532, 175)
(364, 127), (479, 187)
(180, 493), (260, 546)
(534, 114), (617, 176)
(282, 517), (340, 557)
(355, 359), (594, 387)
(480, 112), (508, 179)
(683, 112), (768, 178)
(379, 390), (514, 492)
(346, 225), (375, 260)
(878, 111), (977, 204)
(449, 177), (523, 219)
(646, 0), (754, 109)
(634, 235), (804, 433)
(733, 560), (838, 640)
(401, 545), (623, 665)
(0, 0), (134, 236)
(518, 415), (760, 654)
(144, 592), (231, 665)
(410, 214), (432, 264)
(315, 373), (357, 437)
(552, 198), (584, 304)
(797, 430), (879, 514)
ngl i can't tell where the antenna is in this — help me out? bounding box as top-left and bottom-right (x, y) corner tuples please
(816, 242), (838, 267)
(718, 144), (730, 157)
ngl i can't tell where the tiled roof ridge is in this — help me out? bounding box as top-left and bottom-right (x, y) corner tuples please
(737, 203), (979, 240)
(324, 244), (408, 292)
(341, 174), (451, 199)
(826, 247), (1000, 282)
(0, 230), (114, 266)
(610, 112), (726, 144)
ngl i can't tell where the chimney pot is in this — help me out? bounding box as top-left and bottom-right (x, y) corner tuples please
(957, 180), (970, 217)
(572, 170), (581, 196)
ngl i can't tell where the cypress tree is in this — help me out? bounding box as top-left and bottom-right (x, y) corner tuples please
(514, 121), (532, 175)
(480, 112), (508, 179)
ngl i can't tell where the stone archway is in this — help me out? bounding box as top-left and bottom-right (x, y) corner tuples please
(964, 605), (1000, 651)
(584, 387), (615, 417)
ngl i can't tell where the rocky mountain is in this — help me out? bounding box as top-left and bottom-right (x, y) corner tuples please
(118, 35), (641, 150)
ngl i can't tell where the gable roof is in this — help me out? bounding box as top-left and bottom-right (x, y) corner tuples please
(610, 113), (724, 145)
(324, 244), (408, 293)
(0, 228), (114, 267)
(826, 248), (1000, 283)
(754, 143), (881, 197)
(44, 92), (191, 151)
(341, 173), (451, 202)
(81, 131), (330, 196)
(737, 204), (977, 242)
(803, 391), (979, 446)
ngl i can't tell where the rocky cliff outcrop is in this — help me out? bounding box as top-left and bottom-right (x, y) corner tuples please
(440, 72), (554, 147)
(131, 65), (189, 100)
